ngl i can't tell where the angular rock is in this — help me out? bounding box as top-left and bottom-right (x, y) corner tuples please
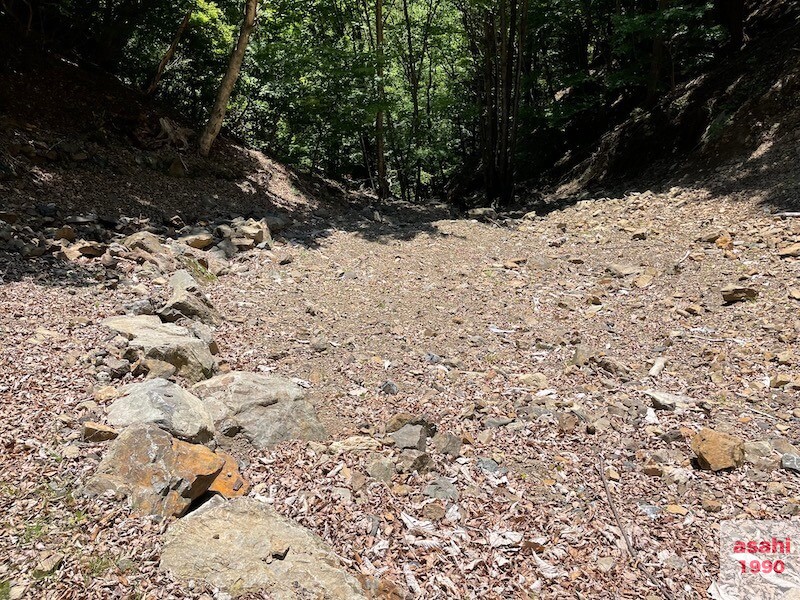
(386, 412), (416, 433)
(644, 389), (694, 411)
(125, 298), (155, 316)
(192, 372), (327, 448)
(103, 315), (216, 382)
(701, 498), (723, 513)
(379, 380), (398, 394)
(570, 345), (595, 366)
(721, 285), (757, 304)
(102, 356), (131, 379)
(476, 457), (506, 474)
(390, 424), (427, 451)
(84, 424), (224, 518)
(690, 428), (744, 471)
(485, 416), (513, 428)
(179, 232), (215, 249)
(782, 453), (800, 473)
(107, 379), (215, 443)
(396, 450), (433, 473)
(140, 358), (177, 379)
(213, 239), (238, 259)
(424, 476), (459, 501)
(743, 441), (780, 470)
(232, 237), (255, 251)
(264, 214), (290, 232)
(778, 242), (800, 258)
(124, 231), (164, 255)
(431, 432), (461, 458)
(771, 438), (800, 456)
(606, 263), (641, 277)
(385, 413), (437, 436)
(54, 225), (76, 242)
(557, 412), (578, 434)
(159, 270), (220, 325)
(33, 552), (64, 578)
(160, 497), (366, 599)
(81, 421), (118, 442)
(769, 373), (793, 388)
(236, 219), (271, 245)
(366, 456), (395, 483)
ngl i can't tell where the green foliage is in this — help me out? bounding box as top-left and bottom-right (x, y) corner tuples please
(12, 0), (736, 198)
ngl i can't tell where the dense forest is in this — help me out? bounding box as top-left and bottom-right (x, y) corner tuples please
(2, 0), (750, 205)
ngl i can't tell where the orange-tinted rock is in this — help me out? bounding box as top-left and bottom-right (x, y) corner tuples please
(84, 424), (224, 518)
(208, 451), (250, 498)
(82, 421), (118, 442)
(690, 428), (744, 471)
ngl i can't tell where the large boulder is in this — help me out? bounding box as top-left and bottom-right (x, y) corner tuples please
(102, 315), (216, 382)
(107, 378), (215, 443)
(158, 270), (221, 325)
(83, 424), (224, 518)
(192, 372), (327, 448)
(160, 497), (366, 599)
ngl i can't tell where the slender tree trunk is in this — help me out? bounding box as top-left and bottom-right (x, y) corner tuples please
(646, 0), (669, 106)
(359, 131), (375, 190)
(508, 0), (527, 197)
(198, 0), (257, 157)
(146, 7), (192, 96)
(375, 0), (389, 198)
(715, 0), (744, 51)
(482, 14), (497, 201)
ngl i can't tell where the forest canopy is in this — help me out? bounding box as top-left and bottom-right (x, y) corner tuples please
(2, 0), (744, 204)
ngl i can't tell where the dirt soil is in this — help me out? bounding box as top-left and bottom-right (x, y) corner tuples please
(2, 47), (800, 600)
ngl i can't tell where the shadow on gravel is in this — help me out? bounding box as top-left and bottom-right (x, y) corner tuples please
(0, 251), (102, 286)
(0, 35), (455, 260)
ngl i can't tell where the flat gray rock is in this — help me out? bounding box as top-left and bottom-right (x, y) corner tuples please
(160, 497), (366, 599)
(424, 476), (459, 501)
(107, 379), (214, 443)
(103, 315), (216, 382)
(390, 424), (427, 450)
(643, 389), (694, 411)
(192, 372), (327, 448)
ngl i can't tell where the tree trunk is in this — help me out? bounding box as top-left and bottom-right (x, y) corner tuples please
(146, 7), (192, 96)
(645, 0), (669, 106)
(715, 0), (744, 51)
(375, 0), (389, 198)
(198, 0), (257, 157)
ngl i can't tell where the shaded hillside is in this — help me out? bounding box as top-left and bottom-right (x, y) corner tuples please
(554, 0), (800, 210)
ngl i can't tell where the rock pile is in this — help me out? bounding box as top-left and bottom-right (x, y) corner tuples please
(57, 217), (371, 598)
